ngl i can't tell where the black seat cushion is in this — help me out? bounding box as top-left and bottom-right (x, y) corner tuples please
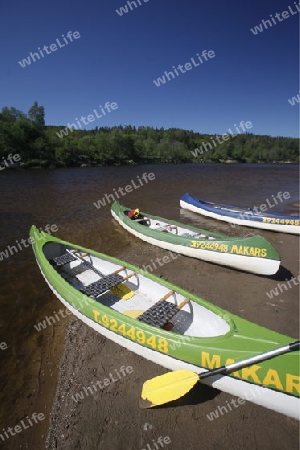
(81, 273), (124, 297)
(52, 253), (76, 266)
(138, 300), (178, 327)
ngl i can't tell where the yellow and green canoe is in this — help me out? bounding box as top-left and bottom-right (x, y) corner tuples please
(30, 226), (299, 419)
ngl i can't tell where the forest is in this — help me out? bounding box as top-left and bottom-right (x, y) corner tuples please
(0, 102), (298, 168)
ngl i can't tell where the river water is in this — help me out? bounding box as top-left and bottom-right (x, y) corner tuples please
(0, 163), (299, 447)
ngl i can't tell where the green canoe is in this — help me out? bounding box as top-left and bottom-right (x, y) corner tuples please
(111, 201), (280, 275)
(30, 226), (299, 419)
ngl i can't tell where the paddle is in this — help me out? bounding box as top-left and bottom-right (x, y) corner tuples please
(140, 341), (300, 408)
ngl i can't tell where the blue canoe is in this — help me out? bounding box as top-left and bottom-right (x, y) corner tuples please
(180, 193), (300, 235)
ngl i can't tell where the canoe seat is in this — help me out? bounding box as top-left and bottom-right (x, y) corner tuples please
(52, 253), (77, 266)
(138, 300), (179, 327)
(69, 262), (89, 275)
(81, 273), (124, 298)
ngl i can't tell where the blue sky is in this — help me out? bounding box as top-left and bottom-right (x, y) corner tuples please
(0, 0), (299, 137)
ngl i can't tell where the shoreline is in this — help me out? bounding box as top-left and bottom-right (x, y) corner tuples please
(0, 302), (70, 450)
(1, 160), (299, 170)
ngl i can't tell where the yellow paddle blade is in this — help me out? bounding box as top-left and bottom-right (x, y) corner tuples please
(140, 370), (199, 408)
(110, 284), (134, 300)
(124, 309), (144, 318)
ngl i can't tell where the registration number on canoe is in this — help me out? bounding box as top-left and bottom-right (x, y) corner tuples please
(92, 310), (169, 353)
(190, 241), (229, 252)
(262, 218), (299, 225)
(191, 241), (267, 257)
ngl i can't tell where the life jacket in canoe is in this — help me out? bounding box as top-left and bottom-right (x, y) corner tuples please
(127, 208), (140, 219)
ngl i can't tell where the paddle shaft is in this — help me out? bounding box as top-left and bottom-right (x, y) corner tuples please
(200, 341), (300, 380)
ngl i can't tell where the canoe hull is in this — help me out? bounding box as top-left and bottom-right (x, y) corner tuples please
(180, 194), (300, 235)
(31, 226), (299, 420)
(111, 202), (280, 275)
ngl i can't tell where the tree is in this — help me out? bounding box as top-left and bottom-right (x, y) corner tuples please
(0, 107), (26, 122)
(0, 103), (298, 166)
(28, 101), (45, 127)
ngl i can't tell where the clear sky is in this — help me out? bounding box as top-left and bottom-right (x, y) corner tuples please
(0, 0), (299, 137)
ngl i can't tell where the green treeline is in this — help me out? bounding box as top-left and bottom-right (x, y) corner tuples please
(0, 102), (298, 168)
